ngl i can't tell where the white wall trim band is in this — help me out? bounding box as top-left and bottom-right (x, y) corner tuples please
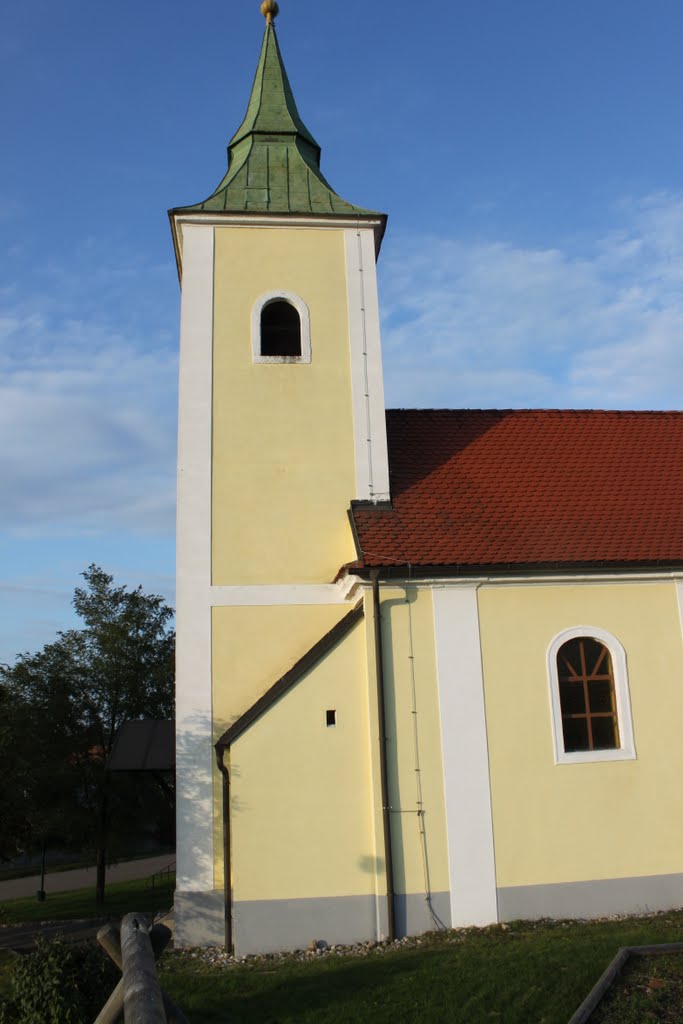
(210, 582), (360, 606)
(175, 223), (216, 896)
(433, 587), (498, 927)
(676, 583), (683, 647)
(344, 228), (390, 502)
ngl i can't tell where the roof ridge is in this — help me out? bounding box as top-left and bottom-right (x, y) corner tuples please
(386, 407), (683, 416)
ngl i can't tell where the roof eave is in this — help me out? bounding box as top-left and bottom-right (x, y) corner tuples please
(346, 559), (683, 581)
(168, 210), (183, 282)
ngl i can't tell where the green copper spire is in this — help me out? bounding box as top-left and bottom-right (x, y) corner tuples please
(172, 12), (380, 218)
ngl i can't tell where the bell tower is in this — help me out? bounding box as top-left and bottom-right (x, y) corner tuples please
(171, 2), (389, 945)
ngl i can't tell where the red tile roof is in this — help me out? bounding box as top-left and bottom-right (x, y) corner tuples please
(350, 409), (683, 571)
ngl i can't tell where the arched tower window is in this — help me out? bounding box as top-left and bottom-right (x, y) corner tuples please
(251, 291), (312, 364)
(547, 627), (636, 764)
(261, 299), (301, 357)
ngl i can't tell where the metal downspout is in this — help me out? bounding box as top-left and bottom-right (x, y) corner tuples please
(371, 569), (396, 942)
(215, 743), (233, 954)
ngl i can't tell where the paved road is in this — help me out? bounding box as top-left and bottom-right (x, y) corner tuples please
(0, 911), (175, 953)
(0, 854), (174, 902)
(0, 918), (113, 952)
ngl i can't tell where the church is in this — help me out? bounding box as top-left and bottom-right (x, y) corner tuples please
(171, 2), (683, 954)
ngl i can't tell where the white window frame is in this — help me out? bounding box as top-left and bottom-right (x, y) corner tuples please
(251, 291), (311, 364)
(547, 626), (636, 765)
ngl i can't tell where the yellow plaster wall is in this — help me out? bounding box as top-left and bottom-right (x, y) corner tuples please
(212, 226), (357, 586)
(478, 581), (683, 888)
(377, 587), (450, 896)
(212, 602), (354, 885)
(212, 604), (351, 736)
(223, 620), (376, 899)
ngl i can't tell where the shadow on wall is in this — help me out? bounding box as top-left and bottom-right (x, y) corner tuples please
(175, 709), (216, 888)
(358, 855), (385, 875)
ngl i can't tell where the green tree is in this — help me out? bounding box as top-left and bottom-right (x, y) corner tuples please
(0, 683), (35, 861)
(0, 565), (174, 902)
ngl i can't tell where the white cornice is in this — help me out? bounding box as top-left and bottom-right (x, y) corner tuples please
(170, 212), (386, 279)
(172, 212), (385, 231)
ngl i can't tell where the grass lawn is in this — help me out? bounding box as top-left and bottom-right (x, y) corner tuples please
(0, 874), (175, 925)
(158, 913), (683, 1024)
(2, 900), (683, 1022)
(592, 950), (683, 1023)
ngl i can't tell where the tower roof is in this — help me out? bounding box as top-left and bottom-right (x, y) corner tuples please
(171, 14), (381, 219)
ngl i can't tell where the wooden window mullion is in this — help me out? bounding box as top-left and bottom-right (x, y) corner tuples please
(579, 641), (594, 749)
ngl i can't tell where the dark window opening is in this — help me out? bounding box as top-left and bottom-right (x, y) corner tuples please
(557, 637), (619, 752)
(326, 709), (336, 727)
(261, 299), (302, 357)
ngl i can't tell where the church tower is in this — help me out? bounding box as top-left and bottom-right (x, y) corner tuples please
(167, 1), (683, 960)
(171, 3), (390, 946)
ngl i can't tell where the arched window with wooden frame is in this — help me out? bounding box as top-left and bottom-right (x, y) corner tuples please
(556, 637), (618, 751)
(547, 627), (636, 764)
(251, 291), (311, 364)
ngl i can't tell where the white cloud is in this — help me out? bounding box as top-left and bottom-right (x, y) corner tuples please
(379, 191), (683, 410)
(0, 340), (177, 535)
(0, 246), (177, 536)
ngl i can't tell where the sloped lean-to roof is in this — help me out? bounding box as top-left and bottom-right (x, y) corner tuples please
(215, 600), (364, 751)
(350, 409), (683, 573)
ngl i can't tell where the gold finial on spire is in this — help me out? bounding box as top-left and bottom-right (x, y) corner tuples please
(261, 0), (279, 24)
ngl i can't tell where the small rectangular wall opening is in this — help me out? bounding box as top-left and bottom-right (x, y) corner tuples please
(326, 709), (337, 727)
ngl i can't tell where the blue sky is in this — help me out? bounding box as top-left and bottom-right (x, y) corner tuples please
(2, 0), (682, 664)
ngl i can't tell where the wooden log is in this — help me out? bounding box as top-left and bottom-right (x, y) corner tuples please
(98, 922), (123, 968)
(95, 925), (124, 1024)
(93, 973), (190, 1024)
(94, 978), (124, 1024)
(97, 918), (189, 1024)
(120, 913), (167, 1024)
(98, 922), (172, 970)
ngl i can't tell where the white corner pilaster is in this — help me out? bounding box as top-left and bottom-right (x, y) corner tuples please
(175, 222), (215, 894)
(344, 228), (390, 502)
(676, 583), (683, 651)
(433, 587), (498, 926)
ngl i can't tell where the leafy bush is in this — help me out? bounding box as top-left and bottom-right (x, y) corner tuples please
(0, 938), (118, 1024)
